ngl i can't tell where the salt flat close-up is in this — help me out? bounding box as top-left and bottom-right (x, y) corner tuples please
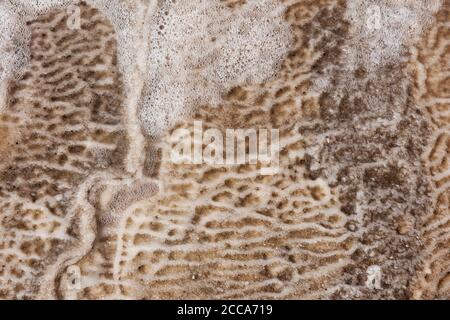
(0, 0), (449, 300)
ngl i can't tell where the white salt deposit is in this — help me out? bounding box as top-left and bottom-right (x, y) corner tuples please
(346, 0), (441, 67)
(0, 2), (29, 111)
(140, 0), (293, 137)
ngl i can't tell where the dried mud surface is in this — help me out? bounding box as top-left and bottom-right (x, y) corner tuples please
(0, 0), (449, 300)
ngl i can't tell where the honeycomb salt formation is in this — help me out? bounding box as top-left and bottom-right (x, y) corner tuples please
(0, 0), (449, 300)
(57, 0), (448, 300)
(0, 1), (128, 299)
(410, 0), (450, 299)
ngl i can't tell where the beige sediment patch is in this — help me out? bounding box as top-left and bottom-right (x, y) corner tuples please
(0, 125), (20, 164)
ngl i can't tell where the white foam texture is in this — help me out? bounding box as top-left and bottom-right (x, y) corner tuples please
(141, 0), (293, 137)
(0, 2), (29, 111)
(346, 0), (442, 68)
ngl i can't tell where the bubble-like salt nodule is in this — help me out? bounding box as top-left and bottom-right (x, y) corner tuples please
(140, 0), (293, 137)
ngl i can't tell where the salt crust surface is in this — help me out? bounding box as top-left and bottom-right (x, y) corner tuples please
(0, 0), (293, 136)
(312, 0), (441, 96)
(346, 0), (441, 67)
(141, 0), (293, 136)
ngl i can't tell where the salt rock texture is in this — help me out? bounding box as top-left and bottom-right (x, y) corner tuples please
(0, 0), (449, 300)
(141, 0), (293, 137)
